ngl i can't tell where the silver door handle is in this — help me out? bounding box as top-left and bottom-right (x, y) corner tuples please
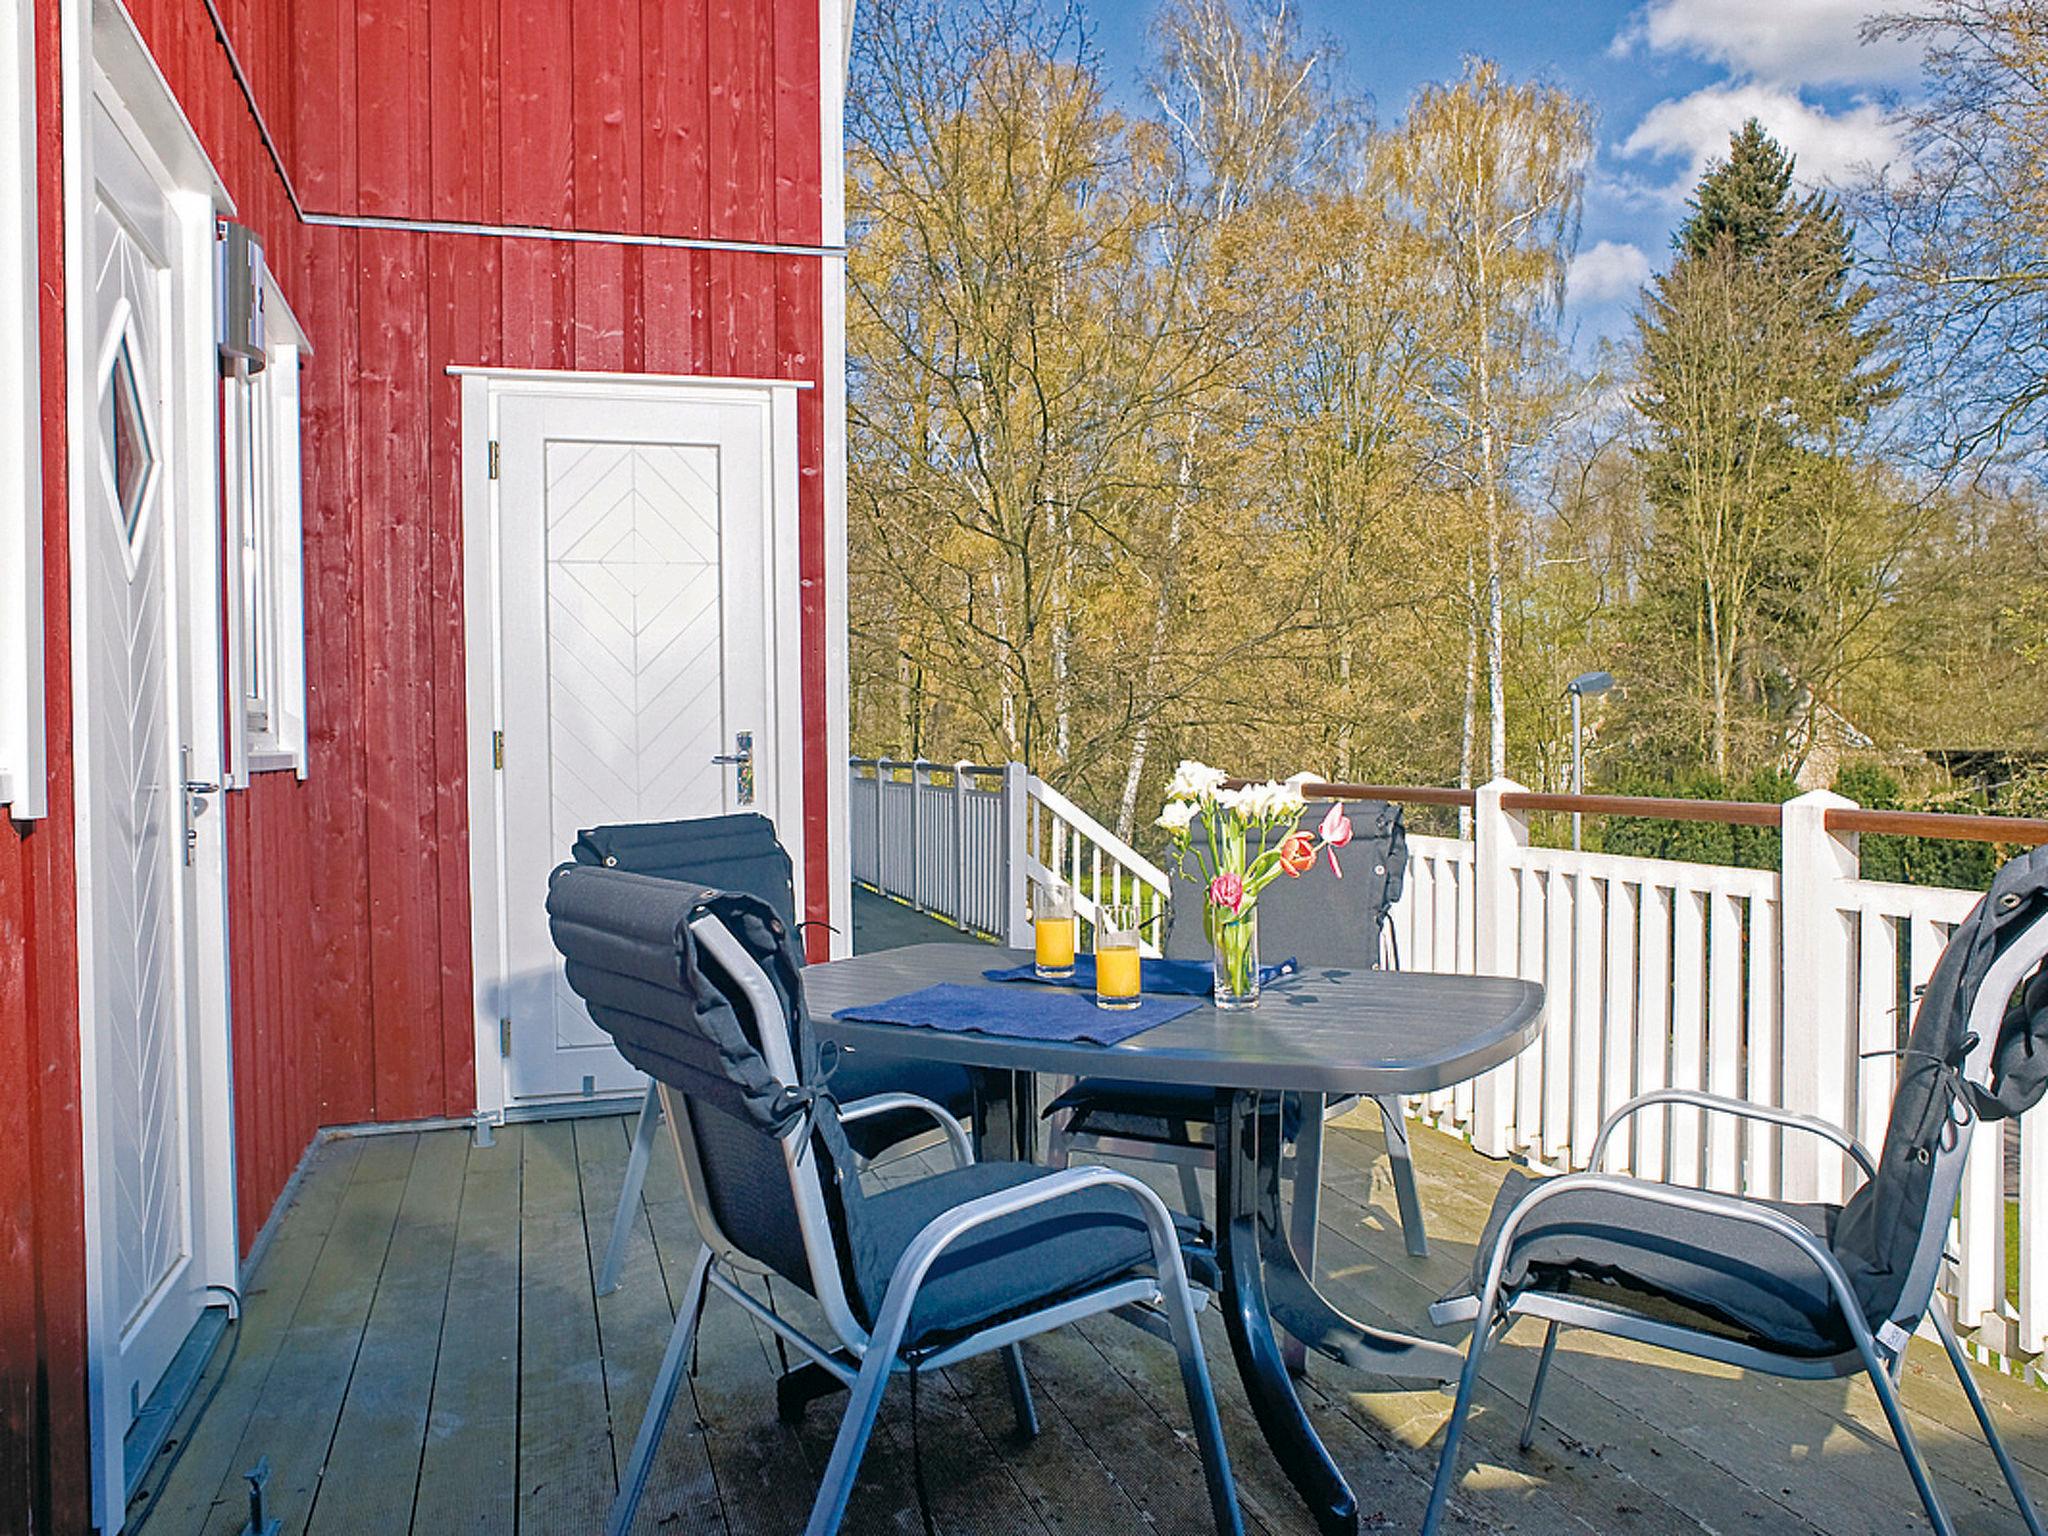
(185, 780), (221, 795)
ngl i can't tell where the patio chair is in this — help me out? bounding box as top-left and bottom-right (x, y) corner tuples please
(1422, 847), (2048, 1536)
(1046, 801), (1427, 1293)
(576, 813), (977, 1296)
(545, 865), (1243, 1536)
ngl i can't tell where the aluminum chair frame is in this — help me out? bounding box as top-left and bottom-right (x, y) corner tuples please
(598, 1075), (968, 1296)
(605, 913), (1242, 1536)
(1421, 915), (2048, 1536)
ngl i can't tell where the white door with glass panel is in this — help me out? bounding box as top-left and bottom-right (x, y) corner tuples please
(78, 99), (229, 1527)
(486, 387), (799, 1108)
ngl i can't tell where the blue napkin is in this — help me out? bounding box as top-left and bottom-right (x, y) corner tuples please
(833, 982), (1200, 1047)
(982, 955), (1300, 995)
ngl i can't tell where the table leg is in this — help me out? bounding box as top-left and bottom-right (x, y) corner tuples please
(1215, 1090), (1359, 1536)
(1280, 1091), (1325, 1376)
(970, 1068), (1040, 1164)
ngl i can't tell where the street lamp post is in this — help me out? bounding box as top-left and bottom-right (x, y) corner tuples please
(1565, 670), (1616, 851)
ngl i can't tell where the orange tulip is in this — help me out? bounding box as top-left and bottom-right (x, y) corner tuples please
(1278, 831), (1316, 876)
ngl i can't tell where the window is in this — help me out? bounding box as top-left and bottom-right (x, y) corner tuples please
(223, 276), (308, 782)
(0, 0), (43, 817)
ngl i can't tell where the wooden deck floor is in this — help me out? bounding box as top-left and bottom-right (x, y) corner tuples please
(133, 1110), (2048, 1535)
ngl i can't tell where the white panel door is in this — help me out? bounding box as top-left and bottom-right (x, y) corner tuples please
(494, 391), (784, 1106)
(77, 99), (224, 1524)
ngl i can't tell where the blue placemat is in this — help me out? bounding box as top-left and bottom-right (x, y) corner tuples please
(983, 955), (1299, 995)
(833, 982), (1200, 1046)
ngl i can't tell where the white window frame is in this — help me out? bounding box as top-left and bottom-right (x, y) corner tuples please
(222, 271), (308, 783)
(0, 0), (45, 818)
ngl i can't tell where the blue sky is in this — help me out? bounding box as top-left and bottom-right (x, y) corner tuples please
(1084, 0), (1926, 345)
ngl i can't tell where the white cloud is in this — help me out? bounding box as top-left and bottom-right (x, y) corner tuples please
(1615, 0), (1921, 88)
(1566, 241), (1653, 307)
(1620, 83), (1906, 193)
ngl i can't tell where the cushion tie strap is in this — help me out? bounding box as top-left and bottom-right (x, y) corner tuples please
(778, 1038), (847, 1166)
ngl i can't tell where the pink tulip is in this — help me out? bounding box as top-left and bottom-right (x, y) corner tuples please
(1319, 803), (1353, 879)
(1208, 872), (1245, 912)
(1318, 803), (1354, 847)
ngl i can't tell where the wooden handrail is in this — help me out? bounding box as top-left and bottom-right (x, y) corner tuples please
(1300, 782), (2048, 845)
(1825, 807), (2048, 847)
(1502, 791), (1784, 827)
(1295, 781), (1477, 809)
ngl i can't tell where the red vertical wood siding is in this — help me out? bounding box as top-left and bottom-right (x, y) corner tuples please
(6, 1), (830, 1525)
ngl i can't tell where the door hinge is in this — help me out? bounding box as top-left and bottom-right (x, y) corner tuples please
(488, 440), (500, 479)
(499, 1017), (512, 1056)
(492, 730), (504, 770)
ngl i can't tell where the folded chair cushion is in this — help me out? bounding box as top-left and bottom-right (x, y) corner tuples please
(1834, 846), (2048, 1329)
(573, 814), (801, 946)
(573, 814), (977, 1140)
(856, 1160), (1171, 1346)
(1467, 1169), (1852, 1357)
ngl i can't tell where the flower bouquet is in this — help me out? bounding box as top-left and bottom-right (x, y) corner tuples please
(1156, 761), (1353, 1009)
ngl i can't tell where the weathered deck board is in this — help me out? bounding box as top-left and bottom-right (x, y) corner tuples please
(129, 1135), (366, 1531)
(308, 1129), (468, 1533)
(134, 1112), (2048, 1536)
(517, 1120), (618, 1533)
(408, 1122), (524, 1535)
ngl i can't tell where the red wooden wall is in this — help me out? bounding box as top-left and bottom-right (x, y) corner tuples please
(3, 2), (830, 1528)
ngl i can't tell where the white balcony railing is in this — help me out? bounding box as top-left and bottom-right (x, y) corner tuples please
(849, 760), (2046, 1373)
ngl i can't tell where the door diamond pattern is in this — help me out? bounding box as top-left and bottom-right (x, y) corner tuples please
(544, 441), (726, 1047)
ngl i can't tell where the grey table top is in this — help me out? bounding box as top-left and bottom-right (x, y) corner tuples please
(804, 943), (1545, 1096)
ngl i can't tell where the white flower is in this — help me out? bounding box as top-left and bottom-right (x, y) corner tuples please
(1165, 759), (1229, 802)
(1268, 779), (1308, 822)
(1211, 785), (1252, 820)
(1155, 800), (1199, 836)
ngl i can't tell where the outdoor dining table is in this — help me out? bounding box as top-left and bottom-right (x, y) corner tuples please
(805, 941), (1547, 1536)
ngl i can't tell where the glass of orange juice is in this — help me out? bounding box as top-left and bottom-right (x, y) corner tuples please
(1094, 904), (1143, 1011)
(1033, 880), (1077, 980)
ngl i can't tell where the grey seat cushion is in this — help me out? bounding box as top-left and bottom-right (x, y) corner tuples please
(856, 1161), (1164, 1347)
(1471, 1169), (1851, 1357)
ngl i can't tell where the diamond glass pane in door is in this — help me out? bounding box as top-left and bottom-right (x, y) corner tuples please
(107, 336), (156, 544)
(544, 440), (727, 1050)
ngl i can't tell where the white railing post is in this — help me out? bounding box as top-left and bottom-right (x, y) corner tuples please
(1473, 778), (1529, 1158)
(873, 758), (887, 892)
(1002, 761), (1032, 948)
(952, 761), (971, 927)
(1779, 789), (1859, 1203)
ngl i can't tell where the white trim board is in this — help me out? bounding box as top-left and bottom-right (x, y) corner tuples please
(447, 364), (813, 390)
(0, 0), (43, 818)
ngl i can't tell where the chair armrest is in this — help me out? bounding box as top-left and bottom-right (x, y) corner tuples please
(1479, 1171), (1888, 1355)
(1589, 1089), (1877, 1182)
(837, 1092), (974, 1168)
(865, 1167), (1190, 1347)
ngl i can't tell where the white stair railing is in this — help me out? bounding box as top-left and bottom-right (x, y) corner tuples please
(1021, 772), (1174, 956)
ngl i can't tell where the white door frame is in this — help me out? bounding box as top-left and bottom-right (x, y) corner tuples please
(456, 366), (810, 1122)
(63, 1), (238, 1526)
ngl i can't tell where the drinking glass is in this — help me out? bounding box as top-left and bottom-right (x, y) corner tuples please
(1094, 903), (1142, 1011)
(1033, 880), (1077, 980)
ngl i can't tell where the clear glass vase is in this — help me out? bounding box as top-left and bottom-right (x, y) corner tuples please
(1208, 905), (1260, 1010)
